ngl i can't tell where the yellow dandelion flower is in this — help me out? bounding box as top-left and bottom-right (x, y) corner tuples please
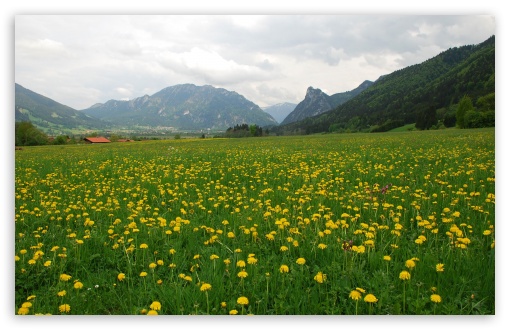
(150, 301), (162, 310)
(200, 283), (212, 291)
(236, 260), (246, 268)
(117, 273), (126, 281)
(21, 302), (32, 308)
(229, 309), (238, 315)
(147, 310), (158, 315)
(140, 271), (148, 277)
(210, 254), (219, 260)
(279, 265), (289, 273)
(17, 307), (30, 315)
(436, 263), (445, 272)
(280, 246), (289, 252)
(149, 262), (157, 269)
(364, 294), (378, 303)
(237, 296), (249, 305)
(405, 259), (416, 269)
(430, 294), (442, 303)
(73, 281), (84, 289)
(356, 287), (366, 293)
(296, 257), (306, 265)
(58, 304), (71, 313)
(318, 243), (327, 250)
(247, 256), (258, 264)
(399, 270), (411, 280)
(314, 271), (326, 283)
(349, 290), (362, 301)
(383, 255), (391, 261)
(59, 274), (72, 282)
(139, 243), (148, 249)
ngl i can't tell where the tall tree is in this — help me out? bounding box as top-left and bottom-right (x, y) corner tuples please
(456, 95), (474, 129)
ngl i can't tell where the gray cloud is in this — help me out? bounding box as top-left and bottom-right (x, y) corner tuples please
(15, 14), (495, 109)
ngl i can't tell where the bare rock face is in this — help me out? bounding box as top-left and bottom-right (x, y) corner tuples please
(280, 87), (333, 125)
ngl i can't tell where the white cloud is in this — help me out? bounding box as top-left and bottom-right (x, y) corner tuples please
(14, 14), (496, 110)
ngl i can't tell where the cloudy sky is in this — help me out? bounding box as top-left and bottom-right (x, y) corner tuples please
(15, 13), (495, 110)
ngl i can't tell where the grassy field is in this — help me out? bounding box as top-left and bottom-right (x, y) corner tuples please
(14, 128), (495, 315)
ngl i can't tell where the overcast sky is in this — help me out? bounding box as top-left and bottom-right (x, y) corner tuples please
(14, 14), (495, 110)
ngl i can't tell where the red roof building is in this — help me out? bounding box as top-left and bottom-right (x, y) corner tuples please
(84, 137), (111, 143)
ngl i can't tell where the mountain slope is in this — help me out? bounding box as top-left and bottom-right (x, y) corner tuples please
(280, 87), (333, 125)
(280, 80), (374, 126)
(15, 83), (107, 134)
(278, 35), (495, 134)
(82, 84), (278, 130)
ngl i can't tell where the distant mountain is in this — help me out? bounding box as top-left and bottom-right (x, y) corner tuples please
(280, 80), (373, 126)
(278, 35), (495, 134)
(82, 84), (278, 130)
(262, 102), (296, 124)
(15, 83), (107, 134)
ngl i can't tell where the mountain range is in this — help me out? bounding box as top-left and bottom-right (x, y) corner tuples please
(15, 35), (495, 135)
(81, 84), (278, 130)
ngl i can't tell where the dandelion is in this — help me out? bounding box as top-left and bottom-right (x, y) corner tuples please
(237, 270), (248, 278)
(349, 290), (362, 300)
(296, 257), (306, 265)
(364, 293), (377, 314)
(147, 310), (158, 315)
(21, 302), (32, 308)
(139, 243), (148, 249)
(399, 270), (411, 280)
(237, 296), (249, 305)
(59, 304), (71, 313)
(247, 256), (258, 265)
(237, 296), (249, 315)
(59, 273), (72, 282)
(279, 265), (289, 273)
(117, 273), (126, 281)
(200, 283), (212, 291)
(150, 301), (162, 311)
(436, 263), (445, 272)
(140, 271), (148, 277)
(17, 307), (30, 315)
(314, 271), (326, 284)
(236, 260), (246, 268)
(44, 260), (51, 267)
(229, 309), (238, 315)
(149, 262), (157, 269)
(405, 259), (416, 269)
(280, 246), (289, 252)
(57, 290), (67, 297)
(318, 243), (327, 250)
(431, 293), (442, 314)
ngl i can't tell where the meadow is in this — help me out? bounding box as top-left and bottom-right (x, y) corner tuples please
(14, 128), (495, 315)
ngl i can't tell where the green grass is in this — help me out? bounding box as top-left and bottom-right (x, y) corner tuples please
(14, 129), (495, 315)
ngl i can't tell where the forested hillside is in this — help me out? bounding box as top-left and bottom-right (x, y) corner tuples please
(275, 35), (495, 134)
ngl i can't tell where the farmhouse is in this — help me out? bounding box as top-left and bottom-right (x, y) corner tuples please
(84, 136), (111, 143)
